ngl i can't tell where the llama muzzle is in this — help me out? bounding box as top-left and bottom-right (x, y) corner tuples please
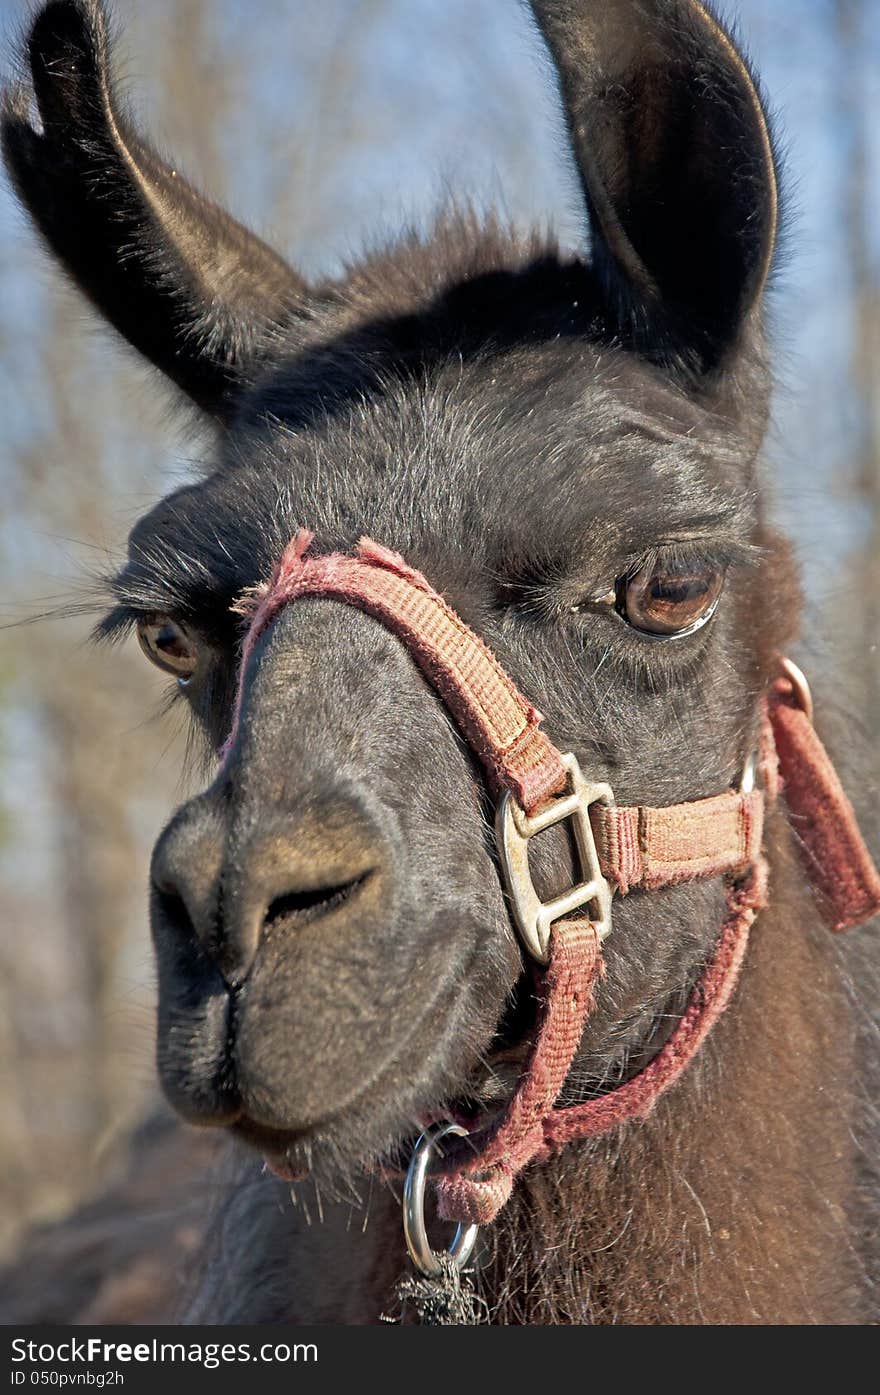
(221, 530), (880, 1276)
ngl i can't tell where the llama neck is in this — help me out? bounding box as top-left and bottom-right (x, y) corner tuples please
(185, 817), (865, 1324)
(485, 818), (865, 1324)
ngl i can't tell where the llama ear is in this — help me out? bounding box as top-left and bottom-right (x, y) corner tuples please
(528, 0), (780, 374)
(1, 0), (310, 420)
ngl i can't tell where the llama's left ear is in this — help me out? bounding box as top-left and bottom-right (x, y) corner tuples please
(2, 1), (311, 421)
(528, 0), (779, 374)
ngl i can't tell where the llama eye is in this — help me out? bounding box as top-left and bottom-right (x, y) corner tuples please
(618, 562), (724, 637)
(136, 614), (199, 679)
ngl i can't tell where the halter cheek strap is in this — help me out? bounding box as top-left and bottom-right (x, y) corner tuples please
(226, 529), (766, 897)
(226, 530), (880, 1230)
(767, 673), (880, 931)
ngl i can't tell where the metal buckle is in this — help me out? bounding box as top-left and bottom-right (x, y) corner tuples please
(495, 752), (614, 965)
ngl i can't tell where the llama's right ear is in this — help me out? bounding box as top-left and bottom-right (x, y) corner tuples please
(528, 0), (780, 375)
(1, 1), (309, 420)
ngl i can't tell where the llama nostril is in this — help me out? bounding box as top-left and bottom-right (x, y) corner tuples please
(155, 887), (194, 939)
(263, 871), (373, 933)
(150, 801), (226, 957)
(150, 794), (385, 987)
(153, 883), (219, 951)
(214, 869), (375, 990)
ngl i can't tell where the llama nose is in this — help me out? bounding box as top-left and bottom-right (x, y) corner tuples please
(150, 797), (382, 988)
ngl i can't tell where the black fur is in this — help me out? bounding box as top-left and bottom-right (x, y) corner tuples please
(2, 0), (307, 416)
(7, 0), (873, 1324)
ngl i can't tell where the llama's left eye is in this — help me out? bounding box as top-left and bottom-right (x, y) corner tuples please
(136, 614), (199, 679)
(618, 562), (724, 637)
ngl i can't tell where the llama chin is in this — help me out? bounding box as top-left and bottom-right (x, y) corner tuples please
(4, 0), (877, 1325)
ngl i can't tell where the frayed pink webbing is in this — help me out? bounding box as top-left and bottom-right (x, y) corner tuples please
(224, 532), (766, 890)
(223, 529), (566, 812)
(225, 533), (879, 1230)
(768, 678), (880, 931)
(435, 863), (766, 1226)
(437, 918), (604, 1225)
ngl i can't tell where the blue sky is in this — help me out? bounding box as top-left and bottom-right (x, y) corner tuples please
(0, 0), (877, 1235)
(1, 0), (877, 906)
(0, 0), (877, 1016)
(1, 0), (878, 602)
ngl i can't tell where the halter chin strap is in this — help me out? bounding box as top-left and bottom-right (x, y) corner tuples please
(227, 529), (880, 1228)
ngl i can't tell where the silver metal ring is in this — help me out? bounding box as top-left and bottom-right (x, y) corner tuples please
(779, 655), (814, 724)
(402, 1123), (479, 1277)
(740, 749), (758, 794)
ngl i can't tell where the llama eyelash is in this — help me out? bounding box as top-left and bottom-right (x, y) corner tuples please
(567, 536), (756, 616)
(10, 0), (874, 1330)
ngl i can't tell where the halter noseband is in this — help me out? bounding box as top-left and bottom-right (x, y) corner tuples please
(226, 529), (880, 1274)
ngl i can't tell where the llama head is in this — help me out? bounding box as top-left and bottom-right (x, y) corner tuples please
(3, 0), (789, 1184)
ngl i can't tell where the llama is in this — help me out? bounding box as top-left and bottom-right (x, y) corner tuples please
(3, 0), (878, 1324)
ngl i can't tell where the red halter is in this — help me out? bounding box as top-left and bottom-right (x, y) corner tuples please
(226, 530), (880, 1230)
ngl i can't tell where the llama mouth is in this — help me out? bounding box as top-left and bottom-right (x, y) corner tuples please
(220, 926), (519, 1188)
(235, 1018), (535, 1186)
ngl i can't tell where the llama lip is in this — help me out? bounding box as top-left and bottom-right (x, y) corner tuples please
(232, 1116), (314, 1179)
(263, 1153), (309, 1183)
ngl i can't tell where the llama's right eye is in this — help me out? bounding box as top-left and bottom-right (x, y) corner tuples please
(137, 614), (199, 681)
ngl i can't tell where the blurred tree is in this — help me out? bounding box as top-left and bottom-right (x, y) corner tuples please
(0, 0), (423, 1261)
(836, 0), (880, 760)
(0, 0), (877, 1267)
